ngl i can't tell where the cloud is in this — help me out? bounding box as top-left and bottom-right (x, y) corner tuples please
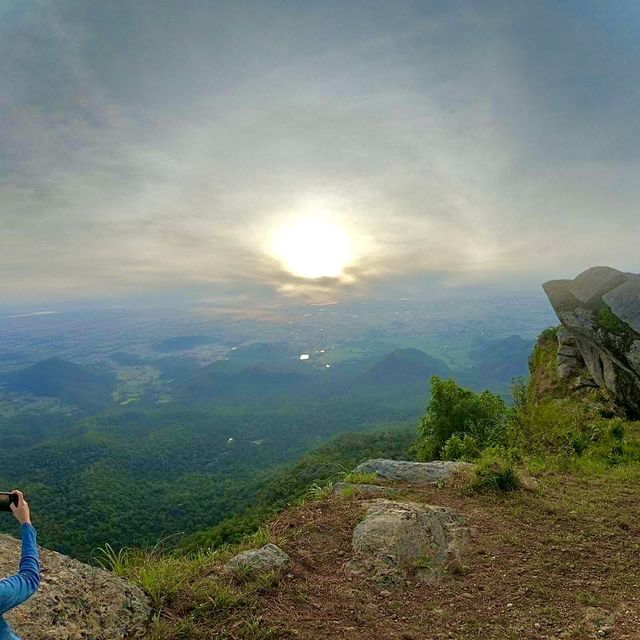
(1, 0), (639, 302)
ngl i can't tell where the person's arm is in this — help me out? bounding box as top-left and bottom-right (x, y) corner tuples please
(0, 490), (40, 614)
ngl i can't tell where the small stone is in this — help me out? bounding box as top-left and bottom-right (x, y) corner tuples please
(379, 590), (391, 597)
(223, 543), (289, 578)
(506, 602), (513, 608)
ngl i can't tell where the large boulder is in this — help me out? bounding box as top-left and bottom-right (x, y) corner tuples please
(543, 266), (640, 417)
(223, 543), (289, 578)
(0, 533), (150, 639)
(352, 459), (472, 485)
(345, 499), (470, 587)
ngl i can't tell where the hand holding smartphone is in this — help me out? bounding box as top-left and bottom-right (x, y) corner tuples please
(0, 492), (20, 512)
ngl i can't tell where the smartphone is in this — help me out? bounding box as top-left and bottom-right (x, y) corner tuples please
(0, 493), (18, 512)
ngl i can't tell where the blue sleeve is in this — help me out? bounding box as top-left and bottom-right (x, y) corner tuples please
(0, 524), (40, 614)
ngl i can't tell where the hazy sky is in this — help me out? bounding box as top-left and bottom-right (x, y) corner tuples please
(2, 0), (639, 303)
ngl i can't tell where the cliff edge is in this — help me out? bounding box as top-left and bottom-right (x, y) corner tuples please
(543, 266), (640, 417)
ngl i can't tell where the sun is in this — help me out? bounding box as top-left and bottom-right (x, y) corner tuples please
(271, 217), (353, 279)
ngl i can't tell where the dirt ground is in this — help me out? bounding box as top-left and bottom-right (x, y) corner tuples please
(252, 473), (640, 640)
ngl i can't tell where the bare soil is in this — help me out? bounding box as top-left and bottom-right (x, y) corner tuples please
(247, 472), (640, 640)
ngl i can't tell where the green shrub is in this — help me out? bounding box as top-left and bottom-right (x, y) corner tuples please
(510, 377), (529, 411)
(506, 396), (595, 455)
(610, 419), (625, 442)
(570, 433), (589, 455)
(441, 433), (481, 461)
(411, 377), (507, 461)
(538, 326), (559, 341)
(471, 450), (521, 492)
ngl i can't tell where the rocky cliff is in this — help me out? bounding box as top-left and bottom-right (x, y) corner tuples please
(0, 533), (150, 639)
(543, 266), (640, 418)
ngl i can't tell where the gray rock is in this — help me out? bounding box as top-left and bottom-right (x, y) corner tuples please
(223, 543), (289, 577)
(0, 533), (150, 640)
(556, 325), (586, 380)
(345, 499), (471, 587)
(543, 267), (640, 418)
(333, 482), (400, 497)
(603, 275), (640, 334)
(352, 459), (472, 485)
(570, 266), (628, 304)
(628, 340), (640, 371)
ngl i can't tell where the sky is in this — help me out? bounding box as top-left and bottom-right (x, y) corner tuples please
(1, 0), (640, 304)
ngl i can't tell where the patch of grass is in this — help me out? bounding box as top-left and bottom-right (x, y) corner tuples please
(305, 482), (335, 501)
(336, 484), (357, 498)
(93, 542), (129, 575)
(597, 304), (630, 334)
(502, 531), (519, 546)
(241, 527), (273, 550)
(227, 615), (288, 639)
(576, 591), (601, 606)
(93, 526), (287, 639)
(538, 326), (559, 341)
(414, 555), (437, 569)
(342, 470), (379, 485)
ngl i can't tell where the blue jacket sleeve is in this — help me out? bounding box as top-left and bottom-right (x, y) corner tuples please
(0, 524), (40, 614)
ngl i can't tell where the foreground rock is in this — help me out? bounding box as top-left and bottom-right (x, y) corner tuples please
(0, 534), (149, 639)
(345, 499), (471, 587)
(543, 266), (640, 417)
(353, 459), (472, 485)
(224, 543), (289, 577)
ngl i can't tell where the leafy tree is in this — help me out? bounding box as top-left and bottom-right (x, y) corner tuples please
(412, 376), (507, 461)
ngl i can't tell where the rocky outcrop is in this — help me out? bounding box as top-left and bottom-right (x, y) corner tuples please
(345, 499), (470, 587)
(352, 459), (472, 485)
(223, 543), (289, 577)
(0, 534), (150, 639)
(556, 326), (586, 380)
(543, 266), (640, 417)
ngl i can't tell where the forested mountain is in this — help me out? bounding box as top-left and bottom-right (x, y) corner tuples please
(0, 396), (419, 558)
(460, 335), (534, 394)
(0, 336), (533, 559)
(2, 358), (115, 411)
(355, 348), (452, 387)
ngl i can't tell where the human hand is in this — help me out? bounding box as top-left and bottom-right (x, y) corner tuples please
(10, 490), (31, 525)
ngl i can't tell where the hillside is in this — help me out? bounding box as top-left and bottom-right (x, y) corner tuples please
(355, 348), (452, 387)
(461, 334), (534, 393)
(2, 358), (115, 411)
(0, 400), (419, 558)
(134, 462), (640, 639)
(101, 304), (640, 639)
(0, 340), (533, 558)
(2, 267), (639, 639)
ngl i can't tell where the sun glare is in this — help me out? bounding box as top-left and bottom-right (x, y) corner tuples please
(271, 217), (353, 279)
